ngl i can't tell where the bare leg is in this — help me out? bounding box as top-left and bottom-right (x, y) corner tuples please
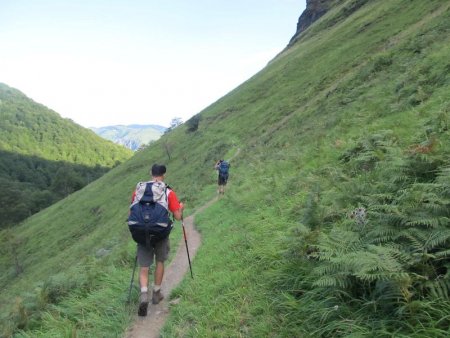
(154, 261), (164, 286)
(138, 266), (150, 316)
(139, 267), (149, 288)
(152, 261), (165, 304)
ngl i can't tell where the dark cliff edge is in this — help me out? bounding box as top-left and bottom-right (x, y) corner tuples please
(287, 0), (371, 47)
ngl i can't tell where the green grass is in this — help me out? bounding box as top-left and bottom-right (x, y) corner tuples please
(163, 200), (281, 337)
(1, 0), (450, 336)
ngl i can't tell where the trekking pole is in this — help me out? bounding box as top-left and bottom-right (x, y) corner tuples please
(181, 217), (194, 279)
(127, 252), (138, 303)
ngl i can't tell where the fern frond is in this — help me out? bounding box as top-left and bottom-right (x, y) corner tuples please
(424, 230), (450, 251)
(426, 279), (450, 300)
(423, 202), (450, 215)
(434, 249), (450, 259)
(397, 229), (427, 252)
(313, 276), (339, 287)
(364, 193), (400, 209)
(314, 262), (348, 276)
(367, 228), (397, 244)
(405, 217), (443, 228)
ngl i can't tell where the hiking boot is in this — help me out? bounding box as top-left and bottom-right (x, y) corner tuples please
(138, 292), (149, 316)
(152, 289), (164, 304)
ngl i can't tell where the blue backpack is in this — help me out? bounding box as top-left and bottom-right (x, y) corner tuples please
(127, 181), (173, 247)
(218, 161), (229, 178)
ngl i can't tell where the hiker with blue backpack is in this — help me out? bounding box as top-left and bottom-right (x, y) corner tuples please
(215, 159), (230, 194)
(127, 164), (184, 316)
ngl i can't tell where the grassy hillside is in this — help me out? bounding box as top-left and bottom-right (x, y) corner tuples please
(1, 0), (450, 336)
(0, 83), (133, 227)
(0, 83), (132, 166)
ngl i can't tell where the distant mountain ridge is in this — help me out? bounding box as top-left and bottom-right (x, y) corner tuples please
(91, 124), (166, 151)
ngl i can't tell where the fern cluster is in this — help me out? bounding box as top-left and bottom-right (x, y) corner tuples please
(278, 123), (450, 336)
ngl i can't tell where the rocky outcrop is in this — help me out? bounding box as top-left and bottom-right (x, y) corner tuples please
(288, 0), (373, 46)
(288, 0), (337, 45)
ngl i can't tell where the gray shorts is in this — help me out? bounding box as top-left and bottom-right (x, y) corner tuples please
(218, 174), (228, 185)
(137, 237), (170, 267)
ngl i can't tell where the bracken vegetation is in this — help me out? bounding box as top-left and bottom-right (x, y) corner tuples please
(1, 0), (449, 337)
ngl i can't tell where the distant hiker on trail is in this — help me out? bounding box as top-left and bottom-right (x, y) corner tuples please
(214, 159), (230, 195)
(127, 164), (184, 316)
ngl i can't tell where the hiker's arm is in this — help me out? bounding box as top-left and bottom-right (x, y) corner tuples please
(168, 190), (184, 220)
(173, 202), (184, 221)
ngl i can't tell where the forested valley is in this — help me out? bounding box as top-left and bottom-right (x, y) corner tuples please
(0, 83), (132, 228)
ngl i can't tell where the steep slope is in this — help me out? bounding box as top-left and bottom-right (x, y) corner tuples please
(91, 124), (166, 151)
(0, 83), (133, 227)
(1, 0), (449, 336)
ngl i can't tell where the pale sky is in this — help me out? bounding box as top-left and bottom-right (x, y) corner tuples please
(0, 0), (305, 128)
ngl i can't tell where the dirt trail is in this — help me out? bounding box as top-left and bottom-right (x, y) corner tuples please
(124, 197), (218, 338)
(125, 149), (239, 338)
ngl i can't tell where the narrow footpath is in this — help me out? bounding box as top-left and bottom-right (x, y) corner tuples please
(124, 197), (218, 338)
(125, 149), (240, 337)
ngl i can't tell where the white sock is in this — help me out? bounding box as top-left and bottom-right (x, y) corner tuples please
(153, 285), (161, 292)
(141, 286), (148, 293)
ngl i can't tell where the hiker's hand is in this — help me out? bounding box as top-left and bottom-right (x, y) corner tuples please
(173, 203), (184, 221)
